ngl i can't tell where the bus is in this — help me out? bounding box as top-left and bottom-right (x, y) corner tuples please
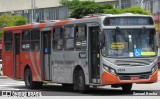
(2, 13), (158, 92)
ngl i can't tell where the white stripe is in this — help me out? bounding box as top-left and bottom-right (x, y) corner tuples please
(29, 52), (41, 81)
(5, 82), (24, 85)
(0, 84), (24, 86)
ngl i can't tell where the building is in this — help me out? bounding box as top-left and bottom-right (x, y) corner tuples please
(130, 0), (160, 14)
(1, 0), (160, 23)
(0, 0), (116, 23)
(0, 0), (69, 23)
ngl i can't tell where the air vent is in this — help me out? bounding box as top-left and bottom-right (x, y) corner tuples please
(115, 59), (152, 66)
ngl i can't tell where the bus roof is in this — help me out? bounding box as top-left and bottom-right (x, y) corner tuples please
(3, 13), (153, 31)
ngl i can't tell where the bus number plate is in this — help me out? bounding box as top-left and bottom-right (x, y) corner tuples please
(130, 76), (139, 80)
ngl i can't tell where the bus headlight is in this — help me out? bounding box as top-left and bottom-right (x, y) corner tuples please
(103, 64), (109, 71)
(110, 69), (116, 75)
(151, 65), (157, 73)
(103, 64), (116, 75)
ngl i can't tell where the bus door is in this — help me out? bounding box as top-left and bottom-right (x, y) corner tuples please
(13, 33), (21, 79)
(42, 31), (51, 81)
(87, 23), (100, 83)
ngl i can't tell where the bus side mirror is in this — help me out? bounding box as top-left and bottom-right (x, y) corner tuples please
(99, 33), (105, 49)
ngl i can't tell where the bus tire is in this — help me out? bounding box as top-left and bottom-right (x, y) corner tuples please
(62, 84), (73, 89)
(24, 68), (36, 89)
(121, 84), (132, 92)
(78, 70), (88, 93)
(35, 82), (43, 89)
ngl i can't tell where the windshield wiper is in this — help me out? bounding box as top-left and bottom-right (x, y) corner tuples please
(116, 27), (128, 42)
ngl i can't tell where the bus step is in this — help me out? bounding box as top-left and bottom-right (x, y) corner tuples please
(92, 78), (100, 83)
(90, 83), (101, 86)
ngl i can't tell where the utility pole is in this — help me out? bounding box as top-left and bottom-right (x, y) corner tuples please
(31, 0), (36, 23)
(140, 0), (144, 8)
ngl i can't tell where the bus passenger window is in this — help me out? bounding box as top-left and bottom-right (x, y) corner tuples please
(31, 29), (40, 51)
(75, 25), (86, 50)
(22, 30), (30, 51)
(53, 27), (63, 50)
(31, 41), (40, 51)
(64, 26), (74, 50)
(4, 31), (13, 52)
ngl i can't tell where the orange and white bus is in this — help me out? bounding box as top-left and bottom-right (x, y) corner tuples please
(2, 13), (158, 92)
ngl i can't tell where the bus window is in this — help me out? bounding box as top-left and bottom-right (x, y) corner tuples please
(53, 27), (63, 50)
(31, 29), (40, 51)
(22, 30), (30, 51)
(75, 25), (87, 50)
(64, 26), (74, 50)
(4, 31), (12, 51)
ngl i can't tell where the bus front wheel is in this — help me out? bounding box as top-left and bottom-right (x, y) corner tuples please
(78, 70), (88, 93)
(121, 84), (132, 92)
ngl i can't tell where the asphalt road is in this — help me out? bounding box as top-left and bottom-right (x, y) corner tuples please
(0, 76), (160, 97)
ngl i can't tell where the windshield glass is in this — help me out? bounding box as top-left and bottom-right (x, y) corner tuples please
(102, 28), (156, 58)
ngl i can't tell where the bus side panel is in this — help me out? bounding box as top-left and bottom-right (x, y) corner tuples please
(2, 52), (14, 79)
(20, 52), (41, 81)
(20, 52), (31, 80)
(30, 52), (41, 81)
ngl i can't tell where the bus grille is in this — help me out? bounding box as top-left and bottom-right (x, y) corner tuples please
(119, 74), (150, 80)
(115, 59), (152, 66)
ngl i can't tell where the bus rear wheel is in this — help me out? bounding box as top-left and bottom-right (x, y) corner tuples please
(121, 84), (132, 92)
(24, 68), (42, 89)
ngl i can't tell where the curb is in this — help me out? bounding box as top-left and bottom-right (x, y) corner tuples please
(0, 76), (7, 79)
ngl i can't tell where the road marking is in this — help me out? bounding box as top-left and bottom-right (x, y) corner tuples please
(5, 82), (24, 85)
(0, 82), (25, 87)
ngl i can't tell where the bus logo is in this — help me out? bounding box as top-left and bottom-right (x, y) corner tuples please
(134, 48), (141, 57)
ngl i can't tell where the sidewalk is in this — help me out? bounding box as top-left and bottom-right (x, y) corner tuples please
(0, 71), (7, 79)
(0, 76), (7, 79)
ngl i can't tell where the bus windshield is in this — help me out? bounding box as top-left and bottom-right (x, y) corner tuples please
(102, 28), (156, 58)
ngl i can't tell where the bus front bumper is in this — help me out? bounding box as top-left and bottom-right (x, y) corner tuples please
(101, 68), (158, 85)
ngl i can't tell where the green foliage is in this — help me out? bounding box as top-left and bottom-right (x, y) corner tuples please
(104, 8), (123, 14)
(0, 14), (27, 39)
(60, 0), (151, 18)
(104, 7), (151, 15)
(124, 7), (151, 15)
(60, 0), (81, 9)
(12, 16), (28, 26)
(60, 0), (113, 18)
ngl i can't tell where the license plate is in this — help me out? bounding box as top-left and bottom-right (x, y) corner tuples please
(130, 76), (140, 80)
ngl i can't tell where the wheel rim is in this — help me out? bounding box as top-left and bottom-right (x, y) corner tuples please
(26, 72), (31, 86)
(78, 74), (83, 89)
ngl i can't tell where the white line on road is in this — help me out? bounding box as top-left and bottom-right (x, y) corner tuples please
(0, 84), (24, 87)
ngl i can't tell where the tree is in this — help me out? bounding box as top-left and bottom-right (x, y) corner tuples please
(60, 0), (113, 18)
(124, 7), (151, 15)
(60, 0), (151, 18)
(0, 14), (27, 39)
(104, 7), (151, 15)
